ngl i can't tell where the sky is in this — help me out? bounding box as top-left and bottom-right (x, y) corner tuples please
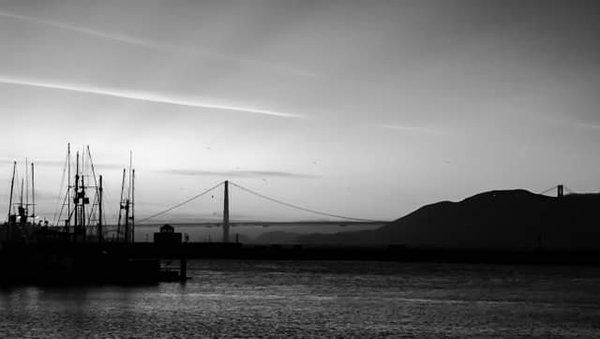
(1, 0), (599, 224)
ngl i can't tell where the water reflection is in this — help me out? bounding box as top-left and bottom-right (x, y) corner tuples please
(1, 260), (600, 337)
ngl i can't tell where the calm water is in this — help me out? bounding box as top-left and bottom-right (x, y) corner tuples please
(1, 260), (600, 337)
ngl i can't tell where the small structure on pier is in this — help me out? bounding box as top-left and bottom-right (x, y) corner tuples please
(154, 224), (182, 245)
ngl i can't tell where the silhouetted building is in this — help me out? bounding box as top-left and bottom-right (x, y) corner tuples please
(154, 224), (182, 245)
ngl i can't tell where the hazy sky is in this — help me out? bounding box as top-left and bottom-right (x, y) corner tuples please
(1, 0), (599, 223)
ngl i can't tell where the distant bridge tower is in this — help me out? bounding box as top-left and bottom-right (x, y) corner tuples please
(557, 184), (564, 198)
(223, 180), (230, 242)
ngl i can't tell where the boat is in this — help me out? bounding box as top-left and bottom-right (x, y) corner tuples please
(0, 144), (186, 285)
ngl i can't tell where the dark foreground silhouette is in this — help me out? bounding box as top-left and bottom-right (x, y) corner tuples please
(3, 189), (600, 285)
(0, 242), (186, 285)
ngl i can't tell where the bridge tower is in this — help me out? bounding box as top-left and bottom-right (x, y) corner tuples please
(557, 184), (564, 198)
(223, 180), (230, 242)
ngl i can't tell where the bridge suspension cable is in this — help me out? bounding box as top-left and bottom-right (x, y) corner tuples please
(138, 181), (224, 222)
(538, 184), (578, 196)
(538, 185), (558, 195)
(229, 181), (380, 222)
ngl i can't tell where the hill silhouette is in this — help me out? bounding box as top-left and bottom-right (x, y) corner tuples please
(290, 190), (600, 250)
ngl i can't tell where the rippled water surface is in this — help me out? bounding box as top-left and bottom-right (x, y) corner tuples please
(2, 260), (600, 337)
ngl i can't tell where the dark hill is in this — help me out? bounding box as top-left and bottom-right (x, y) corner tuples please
(299, 190), (600, 250)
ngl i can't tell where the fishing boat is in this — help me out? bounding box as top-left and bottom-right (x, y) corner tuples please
(0, 144), (185, 285)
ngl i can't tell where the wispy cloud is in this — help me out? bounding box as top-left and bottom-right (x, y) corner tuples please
(0, 10), (153, 47)
(541, 116), (600, 132)
(163, 169), (320, 179)
(574, 122), (600, 131)
(0, 75), (302, 118)
(0, 10), (317, 79)
(377, 123), (439, 134)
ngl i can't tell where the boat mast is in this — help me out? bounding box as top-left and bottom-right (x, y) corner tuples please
(74, 151), (79, 235)
(98, 175), (103, 243)
(131, 168), (135, 243)
(125, 151), (132, 243)
(86, 146), (102, 243)
(117, 168), (126, 241)
(81, 147), (86, 241)
(124, 193), (130, 243)
(66, 143), (71, 230)
(20, 178), (24, 211)
(25, 158), (28, 217)
(7, 161), (16, 221)
(129, 151), (132, 203)
(31, 162), (35, 219)
(6, 161), (16, 240)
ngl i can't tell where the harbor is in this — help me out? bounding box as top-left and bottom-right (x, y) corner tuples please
(0, 145), (188, 285)
(4, 144), (600, 286)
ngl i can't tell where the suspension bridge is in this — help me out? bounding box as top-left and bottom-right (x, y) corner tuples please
(537, 184), (579, 197)
(138, 180), (386, 242)
(136, 181), (588, 243)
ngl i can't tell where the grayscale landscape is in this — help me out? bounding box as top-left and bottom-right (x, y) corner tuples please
(2, 0), (600, 337)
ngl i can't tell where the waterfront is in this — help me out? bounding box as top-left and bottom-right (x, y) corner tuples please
(1, 260), (600, 337)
